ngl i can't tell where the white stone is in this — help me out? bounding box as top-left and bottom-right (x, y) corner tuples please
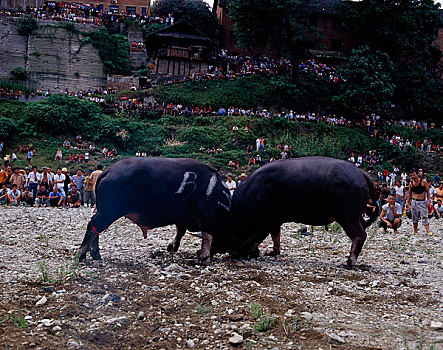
(430, 321), (443, 330)
(35, 296), (47, 306)
(300, 312), (313, 321)
(229, 332), (243, 345)
(328, 333), (345, 344)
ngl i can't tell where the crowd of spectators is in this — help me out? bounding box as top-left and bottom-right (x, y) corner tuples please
(0, 3), (174, 26)
(0, 163), (104, 208)
(299, 59), (344, 82)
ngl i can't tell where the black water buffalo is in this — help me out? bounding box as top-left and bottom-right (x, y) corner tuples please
(211, 157), (378, 268)
(78, 158), (231, 264)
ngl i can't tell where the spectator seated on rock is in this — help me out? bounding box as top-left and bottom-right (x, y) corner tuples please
(63, 139), (71, 149)
(380, 194), (402, 233)
(49, 187), (64, 207)
(55, 148), (63, 161)
(8, 184), (21, 206)
(0, 184), (10, 205)
(435, 200), (443, 219)
(67, 184), (81, 208)
(248, 157), (256, 166)
(21, 186), (34, 206)
(36, 184), (50, 207)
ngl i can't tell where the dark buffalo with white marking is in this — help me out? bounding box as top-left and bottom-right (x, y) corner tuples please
(78, 158), (231, 264)
(211, 157), (378, 268)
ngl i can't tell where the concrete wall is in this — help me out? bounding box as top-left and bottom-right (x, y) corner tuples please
(0, 18), (107, 91)
(127, 27), (147, 69)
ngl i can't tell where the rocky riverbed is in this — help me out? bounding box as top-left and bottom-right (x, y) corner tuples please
(0, 206), (442, 349)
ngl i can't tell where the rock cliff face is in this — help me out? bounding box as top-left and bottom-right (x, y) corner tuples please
(0, 18), (106, 91)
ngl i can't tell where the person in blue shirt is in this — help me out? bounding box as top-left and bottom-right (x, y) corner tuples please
(71, 169), (85, 206)
(48, 186), (64, 207)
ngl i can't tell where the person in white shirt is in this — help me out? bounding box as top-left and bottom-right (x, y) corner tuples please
(389, 172), (396, 187)
(394, 180), (405, 211)
(380, 194), (402, 233)
(53, 167), (66, 197)
(28, 166), (42, 199)
(225, 175), (236, 196)
(401, 171), (408, 187)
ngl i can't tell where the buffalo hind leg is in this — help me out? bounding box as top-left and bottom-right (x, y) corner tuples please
(199, 232), (213, 265)
(167, 225), (187, 252)
(78, 213), (114, 263)
(265, 227), (281, 256)
(341, 221), (367, 268)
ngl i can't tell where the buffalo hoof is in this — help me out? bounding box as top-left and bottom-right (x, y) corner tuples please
(265, 248), (281, 257)
(79, 253), (87, 264)
(167, 242), (179, 253)
(199, 256), (210, 266)
(249, 248), (260, 259)
(90, 250), (102, 261)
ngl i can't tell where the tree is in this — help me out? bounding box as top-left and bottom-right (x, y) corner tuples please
(339, 0), (443, 119)
(152, 0), (218, 38)
(228, 0), (317, 80)
(83, 28), (131, 75)
(333, 46), (395, 114)
(333, 46), (396, 117)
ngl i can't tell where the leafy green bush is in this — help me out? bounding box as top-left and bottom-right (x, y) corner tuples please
(10, 66), (28, 81)
(22, 95), (102, 136)
(17, 15), (38, 36)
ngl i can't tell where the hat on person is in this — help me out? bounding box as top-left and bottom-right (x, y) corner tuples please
(62, 167), (68, 172)
(240, 173), (247, 178)
(19, 169), (25, 174)
(42, 166), (48, 169)
(89, 169), (93, 173)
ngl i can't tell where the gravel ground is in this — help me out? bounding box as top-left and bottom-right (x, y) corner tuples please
(0, 206), (442, 350)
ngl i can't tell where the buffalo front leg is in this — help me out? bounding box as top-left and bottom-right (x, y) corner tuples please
(199, 232), (213, 265)
(342, 221), (367, 268)
(78, 213), (112, 262)
(167, 225), (187, 253)
(265, 227), (281, 256)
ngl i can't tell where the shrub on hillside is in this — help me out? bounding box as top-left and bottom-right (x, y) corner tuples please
(154, 75), (337, 112)
(22, 95), (102, 136)
(10, 66), (28, 81)
(17, 15), (38, 36)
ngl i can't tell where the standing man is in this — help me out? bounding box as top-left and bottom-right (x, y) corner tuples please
(406, 169), (433, 235)
(225, 175), (236, 196)
(10, 168), (25, 191)
(380, 194), (402, 233)
(53, 168), (66, 198)
(394, 179), (405, 211)
(84, 169), (95, 207)
(89, 165), (103, 211)
(435, 182), (443, 203)
(90, 165), (103, 193)
(238, 173), (247, 186)
(0, 165), (7, 186)
(401, 170), (408, 187)
(28, 166), (41, 199)
(71, 169), (85, 205)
